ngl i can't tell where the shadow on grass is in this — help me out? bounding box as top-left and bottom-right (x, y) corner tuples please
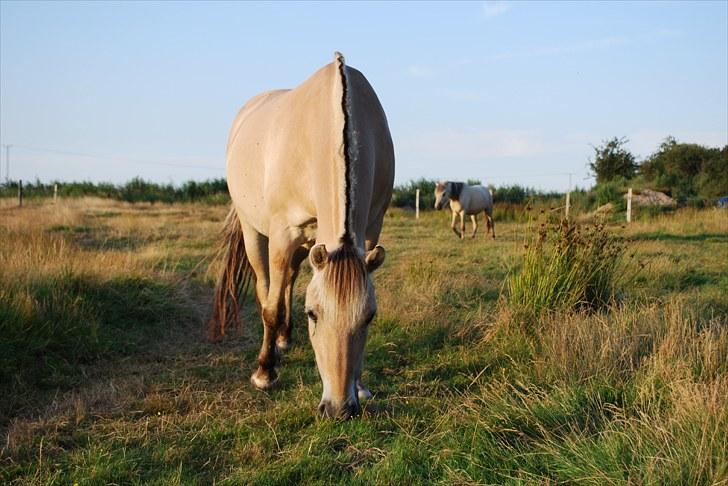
(638, 268), (722, 292)
(631, 231), (728, 243)
(0, 273), (195, 425)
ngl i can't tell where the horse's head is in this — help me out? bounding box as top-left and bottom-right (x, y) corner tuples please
(305, 242), (385, 419)
(434, 181), (450, 210)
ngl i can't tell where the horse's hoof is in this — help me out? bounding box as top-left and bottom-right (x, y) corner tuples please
(275, 336), (291, 353)
(251, 368), (278, 390)
(357, 385), (373, 400)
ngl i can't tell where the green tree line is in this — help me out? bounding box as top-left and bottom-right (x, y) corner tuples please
(3, 135), (724, 209)
(589, 136), (727, 203)
(0, 177), (231, 204)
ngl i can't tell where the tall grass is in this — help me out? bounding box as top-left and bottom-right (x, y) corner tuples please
(0, 198), (219, 425)
(506, 219), (628, 323)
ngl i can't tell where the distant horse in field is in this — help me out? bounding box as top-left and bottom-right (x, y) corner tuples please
(208, 53), (395, 419)
(434, 181), (495, 239)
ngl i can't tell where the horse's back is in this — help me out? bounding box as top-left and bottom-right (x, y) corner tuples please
(346, 66), (395, 245)
(225, 58), (393, 246)
(226, 89), (289, 154)
(226, 88), (299, 233)
(464, 185), (493, 214)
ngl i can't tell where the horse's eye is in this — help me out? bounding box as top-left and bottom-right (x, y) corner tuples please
(306, 309), (318, 323)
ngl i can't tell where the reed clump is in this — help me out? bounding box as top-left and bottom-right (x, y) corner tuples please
(506, 219), (628, 324)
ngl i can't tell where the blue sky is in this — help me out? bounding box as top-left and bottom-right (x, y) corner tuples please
(1, 1), (726, 190)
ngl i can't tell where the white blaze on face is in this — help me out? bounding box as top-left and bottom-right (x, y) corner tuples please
(434, 183), (449, 210)
(305, 243), (384, 418)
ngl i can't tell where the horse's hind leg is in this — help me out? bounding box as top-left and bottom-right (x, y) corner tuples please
(276, 247), (308, 352)
(470, 214), (478, 238)
(485, 209), (496, 239)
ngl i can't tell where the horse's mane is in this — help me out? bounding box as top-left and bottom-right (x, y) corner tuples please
(320, 241), (368, 322)
(335, 52), (357, 243)
(448, 182), (465, 201)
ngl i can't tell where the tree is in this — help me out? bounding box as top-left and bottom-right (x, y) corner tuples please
(640, 136), (727, 199)
(589, 137), (637, 184)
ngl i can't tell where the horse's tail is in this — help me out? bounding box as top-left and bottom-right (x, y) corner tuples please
(207, 206), (254, 341)
(486, 187), (494, 217)
(486, 188), (496, 238)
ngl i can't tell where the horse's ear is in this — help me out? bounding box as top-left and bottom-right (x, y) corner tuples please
(309, 244), (329, 271)
(365, 245), (386, 273)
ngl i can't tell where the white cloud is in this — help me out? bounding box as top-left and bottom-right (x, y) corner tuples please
(482, 1), (510, 19)
(400, 129), (577, 161)
(394, 129), (595, 189)
(445, 90), (484, 102)
(488, 29), (681, 62)
(407, 65), (434, 77)
(489, 35), (628, 61)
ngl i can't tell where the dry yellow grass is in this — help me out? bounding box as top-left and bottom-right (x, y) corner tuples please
(1, 198), (726, 484)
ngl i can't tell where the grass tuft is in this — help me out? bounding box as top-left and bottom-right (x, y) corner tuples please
(505, 219), (629, 325)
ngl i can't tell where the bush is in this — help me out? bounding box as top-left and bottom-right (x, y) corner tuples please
(589, 136), (637, 183)
(640, 137), (728, 200)
(505, 219), (628, 324)
(591, 178), (628, 211)
(391, 178), (437, 209)
(0, 178), (231, 204)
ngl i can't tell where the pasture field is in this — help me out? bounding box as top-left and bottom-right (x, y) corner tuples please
(1, 198), (727, 485)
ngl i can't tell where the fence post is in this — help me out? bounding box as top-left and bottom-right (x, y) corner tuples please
(54, 183), (58, 203)
(415, 189), (420, 220)
(565, 191), (570, 220)
(18, 179), (23, 207)
(626, 187), (632, 223)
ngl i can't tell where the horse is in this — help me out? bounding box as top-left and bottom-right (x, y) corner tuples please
(208, 53), (395, 419)
(434, 181), (495, 239)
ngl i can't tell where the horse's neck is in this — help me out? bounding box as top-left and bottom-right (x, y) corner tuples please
(450, 198), (463, 213)
(314, 169), (371, 250)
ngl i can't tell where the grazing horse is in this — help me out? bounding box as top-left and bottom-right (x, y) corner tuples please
(434, 181), (495, 239)
(208, 53), (394, 419)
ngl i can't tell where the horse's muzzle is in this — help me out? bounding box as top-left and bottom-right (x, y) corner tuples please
(318, 399), (361, 419)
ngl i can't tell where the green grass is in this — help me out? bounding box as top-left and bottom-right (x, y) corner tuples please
(1, 199), (726, 485)
(505, 219), (628, 324)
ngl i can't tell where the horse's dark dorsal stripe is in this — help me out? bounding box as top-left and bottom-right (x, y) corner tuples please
(336, 52), (355, 246)
(449, 182), (464, 201)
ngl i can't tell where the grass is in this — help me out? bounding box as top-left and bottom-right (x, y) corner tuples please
(1, 198), (727, 485)
(505, 218), (627, 324)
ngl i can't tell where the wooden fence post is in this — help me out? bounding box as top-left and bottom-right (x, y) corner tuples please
(54, 183), (58, 203)
(415, 189), (420, 220)
(626, 188), (632, 223)
(565, 191), (570, 220)
(18, 179), (23, 207)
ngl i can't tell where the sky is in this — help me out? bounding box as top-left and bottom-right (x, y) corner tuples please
(1, 1), (726, 191)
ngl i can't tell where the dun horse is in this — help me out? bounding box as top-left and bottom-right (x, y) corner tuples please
(208, 53), (394, 418)
(434, 181), (495, 239)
